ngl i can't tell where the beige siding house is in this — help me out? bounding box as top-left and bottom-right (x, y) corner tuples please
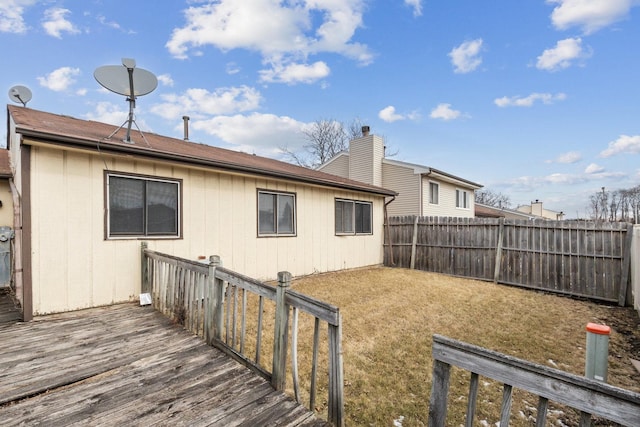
(318, 128), (482, 217)
(6, 106), (395, 319)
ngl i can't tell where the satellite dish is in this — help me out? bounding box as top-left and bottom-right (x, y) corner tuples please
(8, 85), (32, 107)
(94, 58), (158, 143)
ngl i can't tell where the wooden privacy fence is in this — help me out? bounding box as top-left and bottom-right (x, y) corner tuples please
(384, 216), (633, 305)
(140, 244), (344, 427)
(428, 335), (640, 426)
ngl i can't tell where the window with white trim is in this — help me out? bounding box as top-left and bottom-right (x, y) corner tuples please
(456, 189), (469, 209)
(429, 182), (439, 205)
(258, 190), (296, 236)
(107, 173), (181, 237)
(335, 199), (372, 235)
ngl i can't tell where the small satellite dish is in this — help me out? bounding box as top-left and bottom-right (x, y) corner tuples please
(94, 58), (158, 143)
(8, 85), (32, 107)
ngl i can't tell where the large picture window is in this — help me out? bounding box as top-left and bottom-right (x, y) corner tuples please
(335, 199), (372, 235)
(107, 173), (180, 238)
(258, 190), (296, 236)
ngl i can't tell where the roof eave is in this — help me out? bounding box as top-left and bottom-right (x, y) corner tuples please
(15, 127), (396, 198)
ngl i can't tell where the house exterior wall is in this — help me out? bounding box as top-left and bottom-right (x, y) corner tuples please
(348, 135), (384, 187)
(0, 180), (14, 227)
(381, 162), (420, 216)
(22, 143), (385, 315)
(318, 154), (349, 177)
(422, 177), (475, 218)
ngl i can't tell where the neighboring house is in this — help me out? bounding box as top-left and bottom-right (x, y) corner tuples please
(475, 203), (538, 220)
(6, 106), (396, 319)
(318, 127), (482, 217)
(516, 200), (565, 220)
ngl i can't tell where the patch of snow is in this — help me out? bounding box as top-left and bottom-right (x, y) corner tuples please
(393, 415), (404, 427)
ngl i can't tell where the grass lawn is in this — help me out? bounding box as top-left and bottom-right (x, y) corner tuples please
(285, 266), (640, 426)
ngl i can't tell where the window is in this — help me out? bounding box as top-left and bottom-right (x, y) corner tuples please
(107, 173), (180, 237)
(429, 182), (439, 204)
(456, 189), (469, 209)
(258, 190), (296, 236)
(335, 199), (372, 235)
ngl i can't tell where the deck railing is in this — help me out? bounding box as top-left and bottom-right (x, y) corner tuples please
(428, 334), (640, 426)
(141, 244), (344, 426)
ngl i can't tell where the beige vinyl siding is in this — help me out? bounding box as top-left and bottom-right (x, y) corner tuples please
(0, 180), (13, 227)
(26, 144), (385, 315)
(422, 177), (475, 218)
(382, 163), (420, 216)
(317, 154), (349, 178)
(348, 135), (384, 186)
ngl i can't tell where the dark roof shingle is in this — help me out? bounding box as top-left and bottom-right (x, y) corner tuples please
(8, 106), (395, 197)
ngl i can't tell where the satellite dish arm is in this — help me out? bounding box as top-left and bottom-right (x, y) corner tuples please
(125, 66), (136, 142)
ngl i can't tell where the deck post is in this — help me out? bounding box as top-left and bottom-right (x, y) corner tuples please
(428, 359), (451, 427)
(141, 242), (149, 294)
(209, 255), (224, 344)
(328, 313), (345, 427)
(272, 271), (291, 391)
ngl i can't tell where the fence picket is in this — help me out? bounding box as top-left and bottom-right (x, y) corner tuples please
(384, 217), (632, 304)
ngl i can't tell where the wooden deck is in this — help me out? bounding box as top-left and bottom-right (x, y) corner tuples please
(0, 303), (331, 426)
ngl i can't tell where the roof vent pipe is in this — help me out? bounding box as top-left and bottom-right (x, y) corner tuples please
(362, 125), (370, 137)
(182, 116), (190, 141)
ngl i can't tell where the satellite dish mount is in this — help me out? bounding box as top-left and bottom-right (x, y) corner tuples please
(94, 58), (158, 144)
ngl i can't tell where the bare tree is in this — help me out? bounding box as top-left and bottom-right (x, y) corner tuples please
(587, 187), (609, 221)
(281, 119), (348, 168)
(475, 189), (511, 208)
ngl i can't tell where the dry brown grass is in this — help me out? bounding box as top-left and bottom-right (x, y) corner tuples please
(283, 266), (640, 426)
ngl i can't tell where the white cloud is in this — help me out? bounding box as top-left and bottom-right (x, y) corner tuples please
(226, 62), (241, 75)
(192, 113), (306, 156)
(600, 134), (640, 157)
(157, 74), (174, 87)
(85, 101), (152, 131)
(259, 61), (330, 84)
(494, 92), (567, 107)
(404, 0), (423, 17)
(554, 151), (582, 164)
(42, 7), (79, 38)
(536, 37), (590, 71)
(548, 0), (635, 34)
(448, 39), (483, 74)
(150, 86), (262, 120)
(430, 103), (464, 121)
(166, 0), (373, 68)
(0, 0), (36, 33)
(379, 106), (404, 123)
(585, 163), (604, 174)
(37, 66), (81, 91)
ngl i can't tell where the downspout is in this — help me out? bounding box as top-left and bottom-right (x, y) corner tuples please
(384, 195), (396, 266)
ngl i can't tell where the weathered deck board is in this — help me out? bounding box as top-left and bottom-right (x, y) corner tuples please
(0, 303), (330, 426)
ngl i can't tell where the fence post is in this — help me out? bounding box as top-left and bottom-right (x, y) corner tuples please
(208, 255), (224, 345)
(619, 224), (633, 306)
(140, 242), (149, 294)
(272, 271), (291, 391)
(493, 218), (505, 283)
(410, 215), (419, 270)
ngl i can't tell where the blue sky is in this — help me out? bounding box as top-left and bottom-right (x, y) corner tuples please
(1, 0), (639, 218)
